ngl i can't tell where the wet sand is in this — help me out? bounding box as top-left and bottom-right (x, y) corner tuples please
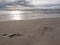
(0, 18), (60, 45)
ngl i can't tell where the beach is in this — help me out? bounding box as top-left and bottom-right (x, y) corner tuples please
(0, 18), (60, 45)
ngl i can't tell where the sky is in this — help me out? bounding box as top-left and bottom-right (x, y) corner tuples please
(28, 0), (60, 5)
(0, 0), (60, 4)
(0, 0), (60, 9)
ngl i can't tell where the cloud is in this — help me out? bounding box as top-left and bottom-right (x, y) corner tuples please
(29, 0), (60, 5)
(0, 0), (60, 6)
(1, 0), (17, 3)
(0, 0), (32, 10)
(0, 0), (60, 10)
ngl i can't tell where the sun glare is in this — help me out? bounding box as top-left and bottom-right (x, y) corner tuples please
(9, 11), (23, 20)
(10, 11), (23, 15)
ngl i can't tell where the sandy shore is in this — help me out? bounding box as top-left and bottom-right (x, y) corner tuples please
(0, 18), (60, 45)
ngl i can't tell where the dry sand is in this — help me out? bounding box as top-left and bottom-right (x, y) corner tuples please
(0, 18), (60, 45)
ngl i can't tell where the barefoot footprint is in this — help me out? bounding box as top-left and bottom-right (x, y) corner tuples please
(2, 33), (22, 38)
(8, 34), (22, 38)
(2, 34), (8, 36)
(39, 26), (56, 35)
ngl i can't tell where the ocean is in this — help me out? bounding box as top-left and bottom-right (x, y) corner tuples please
(0, 10), (60, 22)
